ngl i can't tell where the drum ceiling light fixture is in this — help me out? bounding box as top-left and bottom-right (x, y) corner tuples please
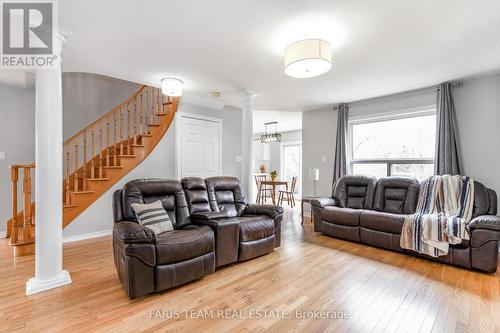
(284, 39), (332, 78)
(161, 77), (184, 96)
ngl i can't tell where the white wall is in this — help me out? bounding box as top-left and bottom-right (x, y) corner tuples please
(0, 85), (35, 233)
(302, 73), (500, 210)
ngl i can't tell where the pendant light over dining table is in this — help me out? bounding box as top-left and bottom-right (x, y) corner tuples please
(284, 39), (332, 78)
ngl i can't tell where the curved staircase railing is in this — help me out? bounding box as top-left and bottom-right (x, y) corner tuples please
(6, 85), (179, 255)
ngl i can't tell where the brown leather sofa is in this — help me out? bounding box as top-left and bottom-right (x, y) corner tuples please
(311, 175), (500, 273)
(182, 177), (283, 267)
(112, 177), (283, 299)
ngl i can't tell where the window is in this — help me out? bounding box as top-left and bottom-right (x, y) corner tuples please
(349, 111), (436, 181)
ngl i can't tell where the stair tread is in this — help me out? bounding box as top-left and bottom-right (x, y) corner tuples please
(130, 144), (144, 147)
(117, 154), (136, 158)
(156, 113), (167, 116)
(148, 123), (160, 127)
(63, 204), (78, 208)
(87, 178), (110, 181)
(70, 190), (95, 195)
(141, 134), (153, 137)
(104, 166), (123, 169)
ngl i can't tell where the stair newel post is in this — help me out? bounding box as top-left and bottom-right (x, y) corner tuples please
(106, 115), (110, 166)
(113, 109), (118, 166)
(10, 166), (19, 243)
(83, 131), (87, 190)
(73, 140), (79, 192)
(98, 120), (103, 178)
(90, 126), (95, 179)
(23, 167), (32, 240)
(144, 89), (149, 133)
(120, 106), (124, 156)
(66, 150), (71, 205)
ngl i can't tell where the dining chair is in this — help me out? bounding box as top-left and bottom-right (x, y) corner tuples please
(278, 176), (297, 207)
(255, 175), (273, 204)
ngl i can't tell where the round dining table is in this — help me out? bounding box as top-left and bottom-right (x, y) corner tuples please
(259, 179), (288, 205)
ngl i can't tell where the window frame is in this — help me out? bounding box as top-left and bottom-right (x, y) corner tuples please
(347, 105), (436, 178)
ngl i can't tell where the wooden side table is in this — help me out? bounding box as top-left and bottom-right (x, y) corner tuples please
(301, 197), (316, 225)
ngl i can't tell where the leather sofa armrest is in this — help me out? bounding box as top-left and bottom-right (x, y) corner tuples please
(191, 211), (230, 221)
(113, 221), (156, 244)
(244, 204), (284, 218)
(469, 215), (500, 232)
(310, 197), (338, 209)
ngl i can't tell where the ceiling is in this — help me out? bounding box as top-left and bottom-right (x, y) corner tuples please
(253, 111), (302, 134)
(57, 0), (500, 111)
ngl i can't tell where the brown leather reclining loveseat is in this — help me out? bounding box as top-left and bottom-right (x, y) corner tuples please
(311, 175), (500, 273)
(112, 177), (283, 299)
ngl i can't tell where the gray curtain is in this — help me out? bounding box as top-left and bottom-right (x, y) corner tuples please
(435, 82), (461, 175)
(333, 103), (349, 186)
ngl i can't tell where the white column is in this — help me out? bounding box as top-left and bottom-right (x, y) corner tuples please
(26, 35), (71, 295)
(239, 90), (256, 202)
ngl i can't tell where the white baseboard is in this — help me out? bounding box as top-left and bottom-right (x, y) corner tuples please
(63, 229), (112, 244)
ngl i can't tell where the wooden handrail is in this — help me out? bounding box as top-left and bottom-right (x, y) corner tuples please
(63, 85), (146, 145)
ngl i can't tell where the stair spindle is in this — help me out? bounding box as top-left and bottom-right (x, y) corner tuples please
(106, 115), (110, 166)
(114, 109), (118, 166)
(91, 126), (95, 179)
(148, 88), (156, 124)
(23, 168), (32, 240)
(120, 106), (124, 156)
(74, 141), (79, 192)
(145, 90), (149, 133)
(83, 131), (87, 190)
(10, 167), (19, 243)
(133, 98), (137, 145)
(99, 120), (103, 178)
(139, 92), (144, 136)
(156, 89), (160, 115)
(66, 150), (71, 204)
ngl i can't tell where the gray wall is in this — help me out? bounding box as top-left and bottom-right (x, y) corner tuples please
(0, 84), (35, 233)
(302, 109), (337, 197)
(454, 74), (500, 206)
(62, 73), (140, 139)
(302, 73), (500, 211)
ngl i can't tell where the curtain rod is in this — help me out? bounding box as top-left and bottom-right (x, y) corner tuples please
(332, 81), (463, 110)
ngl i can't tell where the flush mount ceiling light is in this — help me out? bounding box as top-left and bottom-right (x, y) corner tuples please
(161, 77), (183, 96)
(261, 121), (282, 143)
(284, 39), (332, 78)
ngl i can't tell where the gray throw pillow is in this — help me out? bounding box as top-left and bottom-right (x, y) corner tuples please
(131, 200), (174, 235)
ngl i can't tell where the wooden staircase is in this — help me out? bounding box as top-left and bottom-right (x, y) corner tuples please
(6, 85), (179, 256)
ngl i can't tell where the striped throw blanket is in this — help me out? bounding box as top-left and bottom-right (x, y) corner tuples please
(400, 175), (474, 257)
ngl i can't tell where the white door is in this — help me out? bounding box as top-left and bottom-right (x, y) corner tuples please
(180, 116), (221, 179)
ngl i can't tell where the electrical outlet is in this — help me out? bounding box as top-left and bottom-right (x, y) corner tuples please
(0, 152), (5, 160)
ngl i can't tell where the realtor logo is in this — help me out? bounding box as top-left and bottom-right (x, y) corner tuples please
(1, 1), (56, 68)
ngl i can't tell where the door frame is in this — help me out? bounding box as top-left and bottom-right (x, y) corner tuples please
(174, 112), (223, 179)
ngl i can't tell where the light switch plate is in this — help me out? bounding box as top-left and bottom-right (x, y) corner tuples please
(0, 152), (5, 160)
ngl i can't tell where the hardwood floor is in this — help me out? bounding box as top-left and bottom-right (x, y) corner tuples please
(1, 208), (499, 332)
